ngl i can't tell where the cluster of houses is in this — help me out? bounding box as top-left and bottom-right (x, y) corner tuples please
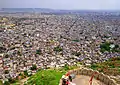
(0, 13), (119, 81)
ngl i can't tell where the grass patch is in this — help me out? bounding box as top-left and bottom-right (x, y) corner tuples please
(25, 65), (79, 85)
(25, 70), (65, 85)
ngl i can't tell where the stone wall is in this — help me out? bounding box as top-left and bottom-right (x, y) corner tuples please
(59, 68), (118, 85)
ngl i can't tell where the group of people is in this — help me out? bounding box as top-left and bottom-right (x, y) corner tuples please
(61, 72), (76, 85)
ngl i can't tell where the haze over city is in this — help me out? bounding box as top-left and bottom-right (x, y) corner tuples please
(0, 0), (120, 10)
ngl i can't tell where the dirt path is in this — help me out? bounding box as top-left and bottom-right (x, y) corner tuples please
(73, 75), (105, 85)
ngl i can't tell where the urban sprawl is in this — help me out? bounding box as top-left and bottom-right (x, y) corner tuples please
(0, 13), (120, 81)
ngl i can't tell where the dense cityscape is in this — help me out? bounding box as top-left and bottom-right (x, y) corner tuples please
(0, 12), (120, 84)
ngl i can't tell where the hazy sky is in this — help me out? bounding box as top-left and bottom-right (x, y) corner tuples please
(0, 0), (120, 10)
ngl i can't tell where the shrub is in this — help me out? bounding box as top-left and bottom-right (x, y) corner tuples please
(30, 64), (37, 70)
(8, 78), (16, 83)
(24, 70), (28, 76)
(90, 64), (98, 70)
(63, 64), (69, 71)
(54, 46), (63, 52)
(109, 63), (115, 68)
(4, 70), (9, 74)
(36, 49), (41, 55)
(100, 42), (111, 53)
(72, 51), (81, 56)
(3, 81), (10, 85)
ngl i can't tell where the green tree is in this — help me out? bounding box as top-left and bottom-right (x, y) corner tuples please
(30, 64), (37, 70)
(54, 46), (63, 52)
(4, 70), (9, 74)
(8, 78), (16, 83)
(100, 42), (120, 53)
(3, 81), (10, 85)
(36, 49), (41, 55)
(100, 42), (111, 52)
(24, 70), (28, 76)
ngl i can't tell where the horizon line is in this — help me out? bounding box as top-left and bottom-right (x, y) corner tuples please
(1, 8), (120, 11)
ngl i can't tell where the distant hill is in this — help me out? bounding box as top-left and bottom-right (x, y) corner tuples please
(0, 8), (55, 13)
(0, 8), (120, 15)
(0, 8), (77, 14)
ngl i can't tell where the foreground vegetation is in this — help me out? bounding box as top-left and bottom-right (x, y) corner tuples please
(89, 57), (120, 76)
(5, 65), (77, 85)
(24, 70), (64, 85)
(25, 65), (78, 85)
(2, 57), (120, 85)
